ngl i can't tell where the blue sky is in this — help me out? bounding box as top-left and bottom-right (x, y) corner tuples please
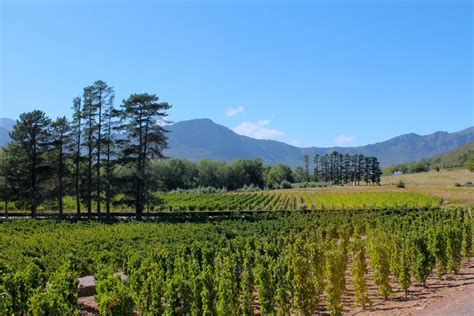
(1, 0), (472, 147)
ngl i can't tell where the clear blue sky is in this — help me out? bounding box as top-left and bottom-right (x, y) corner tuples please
(1, 0), (472, 147)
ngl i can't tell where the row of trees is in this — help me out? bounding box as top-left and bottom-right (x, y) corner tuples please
(151, 152), (382, 193)
(311, 152), (382, 185)
(0, 80), (170, 218)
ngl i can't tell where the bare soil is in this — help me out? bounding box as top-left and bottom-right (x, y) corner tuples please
(341, 259), (474, 315)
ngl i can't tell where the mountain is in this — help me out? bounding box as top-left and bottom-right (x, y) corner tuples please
(0, 118), (15, 146)
(1, 116), (473, 167)
(165, 119), (474, 167)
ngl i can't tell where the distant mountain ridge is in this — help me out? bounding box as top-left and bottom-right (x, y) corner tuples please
(1, 117), (473, 167)
(165, 119), (474, 167)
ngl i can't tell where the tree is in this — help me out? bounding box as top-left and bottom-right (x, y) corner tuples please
(103, 95), (117, 215)
(313, 154), (321, 182)
(0, 146), (17, 214)
(292, 167), (306, 183)
(9, 111), (51, 216)
(82, 87), (96, 215)
(70, 97), (82, 214)
(50, 117), (71, 216)
(117, 93), (171, 217)
(90, 80), (114, 214)
(9, 111), (52, 216)
(303, 154), (310, 181)
(266, 164), (293, 188)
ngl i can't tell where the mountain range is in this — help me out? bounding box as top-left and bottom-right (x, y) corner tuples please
(1, 117), (473, 167)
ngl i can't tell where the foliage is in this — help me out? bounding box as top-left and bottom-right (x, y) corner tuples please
(0, 207), (471, 314)
(96, 274), (134, 316)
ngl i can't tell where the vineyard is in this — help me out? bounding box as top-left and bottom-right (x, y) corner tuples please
(153, 191), (442, 212)
(0, 191), (443, 214)
(0, 207), (471, 315)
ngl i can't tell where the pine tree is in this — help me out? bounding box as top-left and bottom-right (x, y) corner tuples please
(50, 117), (71, 216)
(82, 87), (96, 215)
(9, 110), (51, 216)
(303, 154), (310, 182)
(70, 97), (82, 214)
(116, 93), (171, 218)
(89, 80), (114, 214)
(103, 95), (117, 215)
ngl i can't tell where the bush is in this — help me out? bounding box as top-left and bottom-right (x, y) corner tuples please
(395, 181), (405, 188)
(241, 184), (262, 192)
(280, 180), (292, 189)
(291, 182), (327, 189)
(453, 183), (461, 187)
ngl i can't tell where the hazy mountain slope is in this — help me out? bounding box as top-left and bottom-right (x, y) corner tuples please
(0, 118), (15, 146)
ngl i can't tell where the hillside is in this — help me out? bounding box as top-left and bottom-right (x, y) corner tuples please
(384, 141), (474, 174)
(426, 141), (474, 167)
(2, 117), (474, 167)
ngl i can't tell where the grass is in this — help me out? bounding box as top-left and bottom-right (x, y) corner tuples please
(382, 169), (474, 207)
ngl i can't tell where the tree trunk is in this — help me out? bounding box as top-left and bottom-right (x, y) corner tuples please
(58, 147), (63, 216)
(96, 93), (102, 215)
(75, 129), (81, 215)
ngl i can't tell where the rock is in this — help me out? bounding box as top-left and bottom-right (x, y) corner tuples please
(78, 275), (97, 297)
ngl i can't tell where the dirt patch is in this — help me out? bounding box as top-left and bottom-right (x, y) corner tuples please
(341, 259), (474, 315)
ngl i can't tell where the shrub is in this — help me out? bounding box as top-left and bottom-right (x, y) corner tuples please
(453, 183), (461, 187)
(280, 181), (292, 189)
(396, 181), (405, 188)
